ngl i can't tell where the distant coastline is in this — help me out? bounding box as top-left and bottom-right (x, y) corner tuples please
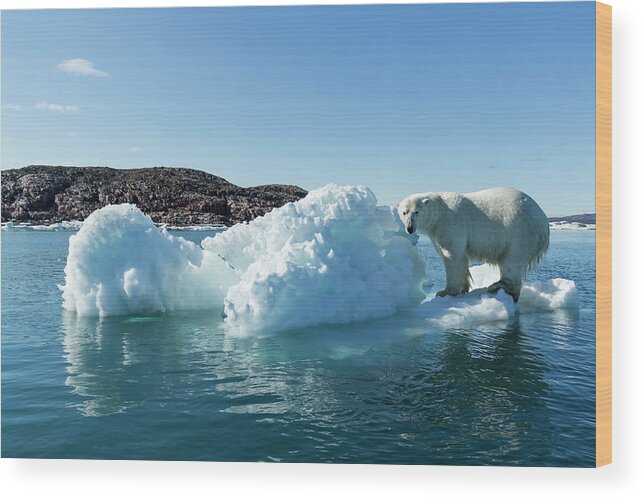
(547, 213), (596, 231)
(1, 165), (307, 227)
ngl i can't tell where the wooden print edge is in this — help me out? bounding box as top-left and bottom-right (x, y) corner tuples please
(595, 1), (612, 468)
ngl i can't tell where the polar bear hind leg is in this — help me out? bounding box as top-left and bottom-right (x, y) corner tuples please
(487, 249), (526, 302)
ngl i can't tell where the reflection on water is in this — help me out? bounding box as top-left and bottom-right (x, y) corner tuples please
(4, 230), (596, 465)
(59, 303), (593, 465)
(62, 312), (223, 417)
(394, 321), (553, 464)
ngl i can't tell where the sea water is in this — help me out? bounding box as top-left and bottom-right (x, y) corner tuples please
(1, 225), (595, 466)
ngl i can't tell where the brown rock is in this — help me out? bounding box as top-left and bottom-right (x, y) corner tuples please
(1, 165), (307, 226)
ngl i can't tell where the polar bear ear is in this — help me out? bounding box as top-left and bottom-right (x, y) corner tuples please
(421, 197), (435, 213)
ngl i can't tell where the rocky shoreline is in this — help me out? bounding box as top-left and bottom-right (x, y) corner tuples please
(1, 165), (308, 226)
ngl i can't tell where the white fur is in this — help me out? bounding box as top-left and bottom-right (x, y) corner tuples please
(398, 187), (549, 301)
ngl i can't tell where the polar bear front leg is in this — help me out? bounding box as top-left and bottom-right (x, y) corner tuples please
(437, 252), (470, 297)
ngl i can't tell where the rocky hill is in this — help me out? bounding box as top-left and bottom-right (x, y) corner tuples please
(1, 165), (307, 226)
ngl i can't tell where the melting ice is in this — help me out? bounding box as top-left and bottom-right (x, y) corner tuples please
(60, 184), (578, 335)
(61, 184), (426, 334)
(418, 263), (578, 328)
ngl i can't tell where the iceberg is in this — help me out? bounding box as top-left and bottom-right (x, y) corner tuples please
(61, 184), (427, 334)
(60, 204), (222, 317)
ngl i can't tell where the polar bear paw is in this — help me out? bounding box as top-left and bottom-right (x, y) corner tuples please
(487, 280), (520, 303)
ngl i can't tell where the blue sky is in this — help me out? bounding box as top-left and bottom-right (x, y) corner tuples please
(1, 3), (595, 215)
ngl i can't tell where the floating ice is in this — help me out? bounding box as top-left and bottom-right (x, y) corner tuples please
(416, 263), (579, 328)
(61, 185), (427, 334)
(213, 184), (427, 334)
(60, 187), (578, 334)
(2, 220), (84, 231)
(470, 263), (578, 311)
(60, 204), (222, 317)
(1, 220), (227, 232)
(549, 221), (596, 231)
(157, 224), (227, 232)
(519, 279), (579, 310)
(419, 289), (517, 328)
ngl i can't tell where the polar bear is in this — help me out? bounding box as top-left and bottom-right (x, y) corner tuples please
(398, 187), (549, 302)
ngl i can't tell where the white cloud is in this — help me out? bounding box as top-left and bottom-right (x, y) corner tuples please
(5, 104), (21, 111)
(56, 58), (109, 77)
(36, 101), (79, 113)
(129, 147), (143, 153)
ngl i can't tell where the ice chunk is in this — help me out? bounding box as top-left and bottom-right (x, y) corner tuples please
(519, 279), (579, 310)
(60, 185), (427, 334)
(420, 289), (516, 328)
(416, 263), (579, 328)
(469, 263), (578, 310)
(60, 204), (223, 317)
(205, 184), (427, 334)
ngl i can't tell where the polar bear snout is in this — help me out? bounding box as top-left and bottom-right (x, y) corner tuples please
(406, 225), (415, 234)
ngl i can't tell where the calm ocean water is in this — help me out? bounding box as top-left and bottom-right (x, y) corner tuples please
(1, 229), (595, 466)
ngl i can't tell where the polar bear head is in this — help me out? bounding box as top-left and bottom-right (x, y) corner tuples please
(397, 196), (423, 235)
(398, 194), (442, 235)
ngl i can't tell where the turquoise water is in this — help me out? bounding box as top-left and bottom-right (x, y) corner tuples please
(1, 230), (595, 465)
